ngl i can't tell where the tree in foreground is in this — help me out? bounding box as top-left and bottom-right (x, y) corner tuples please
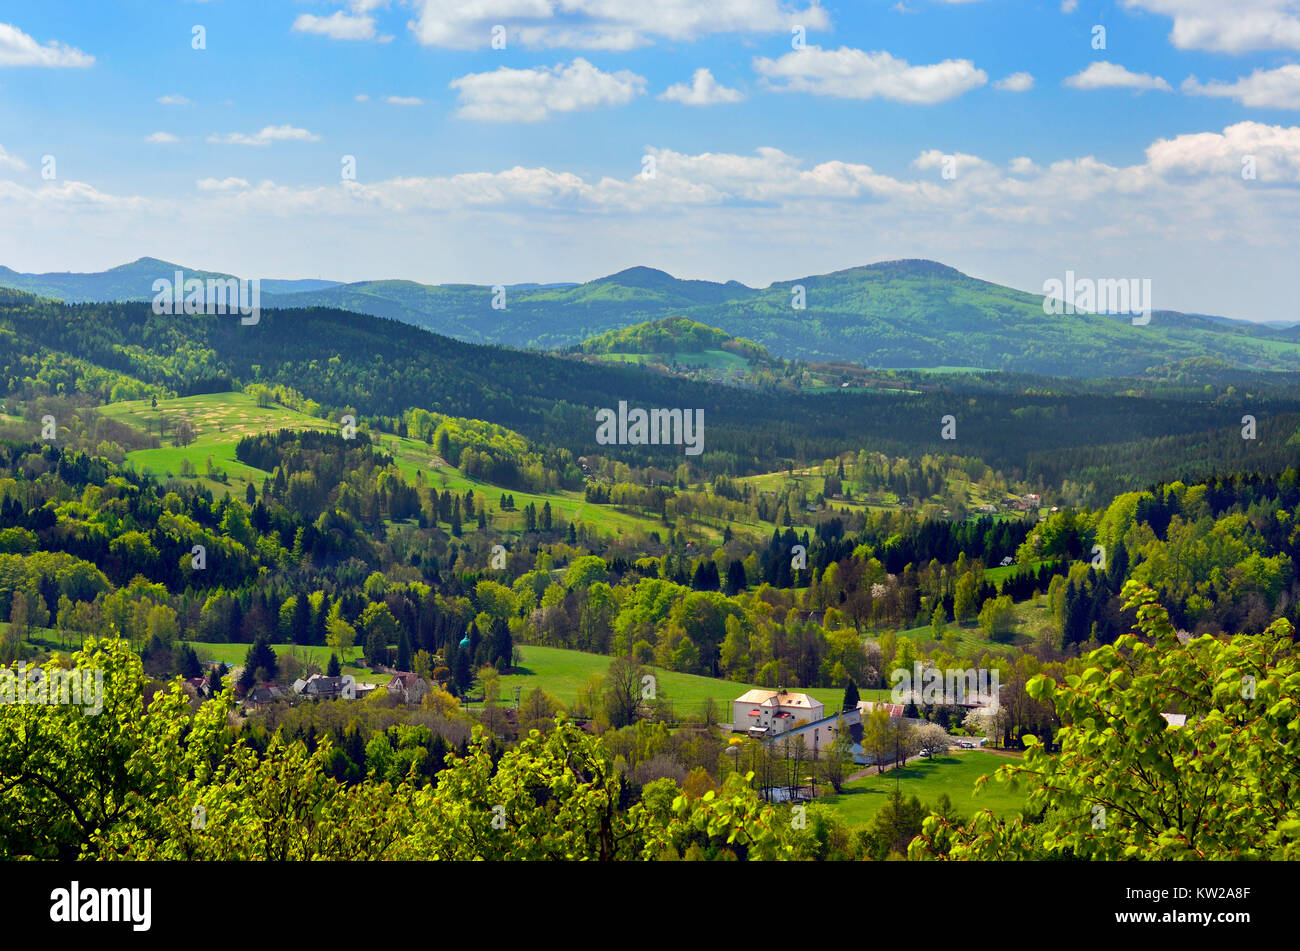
(912, 581), (1300, 860)
(1, 635), (817, 861)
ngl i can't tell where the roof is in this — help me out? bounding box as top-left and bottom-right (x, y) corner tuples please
(734, 688), (821, 709)
(858, 700), (904, 718)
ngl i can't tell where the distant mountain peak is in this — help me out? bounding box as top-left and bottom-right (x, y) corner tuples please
(120, 256), (184, 271)
(859, 258), (967, 278)
(595, 265), (677, 286)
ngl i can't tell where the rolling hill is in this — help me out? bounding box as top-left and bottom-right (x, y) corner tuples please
(0, 257), (338, 301)
(4, 289), (1300, 502)
(4, 258), (1300, 378)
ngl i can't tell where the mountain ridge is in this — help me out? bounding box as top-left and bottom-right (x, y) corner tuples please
(2, 257), (1297, 377)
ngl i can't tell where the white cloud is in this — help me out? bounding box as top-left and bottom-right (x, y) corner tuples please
(450, 58), (646, 121)
(913, 149), (993, 178)
(1123, 0), (1300, 54)
(1064, 61), (1172, 92)
(5, 123), (1299, 322)
(0, 145), (26, 171)
(207, 125), (322, 146)
(754, 46), (987, 104)
(196, 177), (251, 191)
(157, 94), (193, 106)
(145, 132), (179, 144)
(1061, 0), (1078, 12)
(994, 71), (1034, 92)
(659, 68), (745, 105)
(354, 94), (370, 102)
(1182, 64), (1300, 108)
(385, 95), (424, 106)
(0, 22), (94, 67)
(292, 11), (378, 41)
(407, 0), (831, 50)
(1146, 120), (1300, 180)
(0, 178), (150, 212)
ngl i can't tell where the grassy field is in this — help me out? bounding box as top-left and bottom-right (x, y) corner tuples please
(984, 558), (1051, 584)
(882, 618), (1024, 657)
(819, 751), (1027, 827)
(97, 392), (733, 544)
(497, 643), (892, 716)
(182, 641), (392, 685)
(734, 460), (1015, 517)
(97, 392), (333, 494)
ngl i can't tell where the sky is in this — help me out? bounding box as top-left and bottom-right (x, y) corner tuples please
(0, 0), (1298, 322)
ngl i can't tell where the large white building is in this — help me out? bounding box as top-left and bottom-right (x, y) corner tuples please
(734, 688), (825, 737)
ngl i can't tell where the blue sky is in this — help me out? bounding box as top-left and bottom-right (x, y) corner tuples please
(1, 1), (1298, 322)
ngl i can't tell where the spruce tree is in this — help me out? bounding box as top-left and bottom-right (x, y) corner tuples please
(314, 593), (330, 646)
(291, 594), (312, 645)
(397, 628), (412, 672)
(842, 678), (860, 713)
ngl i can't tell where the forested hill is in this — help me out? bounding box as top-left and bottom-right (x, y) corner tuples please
(4, 292), (1300, 495)
(573, 317), (769, 360)
(4, 258), (1300, 377)
(0, 257), (337, 300)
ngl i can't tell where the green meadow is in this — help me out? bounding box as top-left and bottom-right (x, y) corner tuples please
(819, 751), (1028, 827)
(495, 643), (891, 715)
(181, 640), (392, 686)
(97, 392), (715, 543)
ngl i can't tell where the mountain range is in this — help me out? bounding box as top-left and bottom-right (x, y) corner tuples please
(3, 257), (1298, 378)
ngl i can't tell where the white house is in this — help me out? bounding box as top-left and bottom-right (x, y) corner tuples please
(733, 688), (825, 737)
(386, 672), (430, 705)
(768, 709), (860, 756)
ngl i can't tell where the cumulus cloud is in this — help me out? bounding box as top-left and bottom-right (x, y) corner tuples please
(5, 123), (1299, 321)
(0, 22), (94, 67)
(407, 0), (831, 50)
(1146, 120), (1300, 180)
(385, 95), (423, 106)
(293, 11), (377, 41)
(207, 125), (321, 146)
(145, 132), (179, 144)
(196, 177), (252, 191)
(754, 46), (987, 104)
(1123, 0), (1300, 54)
(450, 58), (646, 121)
(157, 94), (193, 106)
(659, 68), (745, 105)
(0, 178), (151, 212)
(994, 72), (1034, 92)
(1182, 64), (1300, 109)
(0, 145), (27, 171)
(1064, 61), (1172, 91)
(913, 149), (993, 178)
(993, 72), (1034, 92)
